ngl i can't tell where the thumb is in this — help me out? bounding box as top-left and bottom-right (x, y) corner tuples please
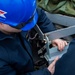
(52, 43), (57, 47)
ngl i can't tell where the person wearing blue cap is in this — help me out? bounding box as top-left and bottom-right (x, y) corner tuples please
(0, 0), (68, 75)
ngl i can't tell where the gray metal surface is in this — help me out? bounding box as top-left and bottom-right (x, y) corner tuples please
(45, 44), (69, 64)
(45, 25), (75, 41)
(34, 24), (74, 64)
(43, 12), (75, 63)
(34, 25), (45, 40)
(46, 12), (75, 27)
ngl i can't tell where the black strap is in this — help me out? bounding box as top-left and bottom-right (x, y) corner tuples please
(14, 15), (34, 29)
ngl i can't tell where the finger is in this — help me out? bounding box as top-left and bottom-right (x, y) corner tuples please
(59, 41), (68, 50)
(58, 41), (67, 51)
(50, 57), (59, 67)
(52, 43), (57, 47)
(64, 41), (68, 45)
(57, 43), (63, 51)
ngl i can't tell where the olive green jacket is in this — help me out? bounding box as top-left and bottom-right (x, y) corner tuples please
(37, 0), (75, 16)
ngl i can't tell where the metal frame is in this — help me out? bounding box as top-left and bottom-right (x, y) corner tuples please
(34, 12), (75, 64)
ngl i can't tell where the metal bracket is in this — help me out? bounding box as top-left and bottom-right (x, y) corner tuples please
(34, 24), (75, 64)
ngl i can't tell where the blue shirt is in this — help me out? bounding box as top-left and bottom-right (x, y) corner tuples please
(0, 8), (55, 75)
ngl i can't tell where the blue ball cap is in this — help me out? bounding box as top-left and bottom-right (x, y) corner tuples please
(0, 0), (38, 31)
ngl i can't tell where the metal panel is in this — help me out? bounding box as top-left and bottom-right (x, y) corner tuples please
(45, 12), (75, 27)
(45, 44), (69, 64)
(45, 25), (75, 41)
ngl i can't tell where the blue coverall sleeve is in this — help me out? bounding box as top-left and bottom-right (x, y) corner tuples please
(0, 47), (16, 75)
(37, 7), (56, 33)
(0, 61), (51, 75)
(25, 68), (51, 75)
(0, 47), (51, 75)
(0, 60), (17, 75)
(0, 63), (51, 75)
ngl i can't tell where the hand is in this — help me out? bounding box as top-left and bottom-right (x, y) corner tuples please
(47, 57), (59, 75)
(51, 39), (68, 51)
